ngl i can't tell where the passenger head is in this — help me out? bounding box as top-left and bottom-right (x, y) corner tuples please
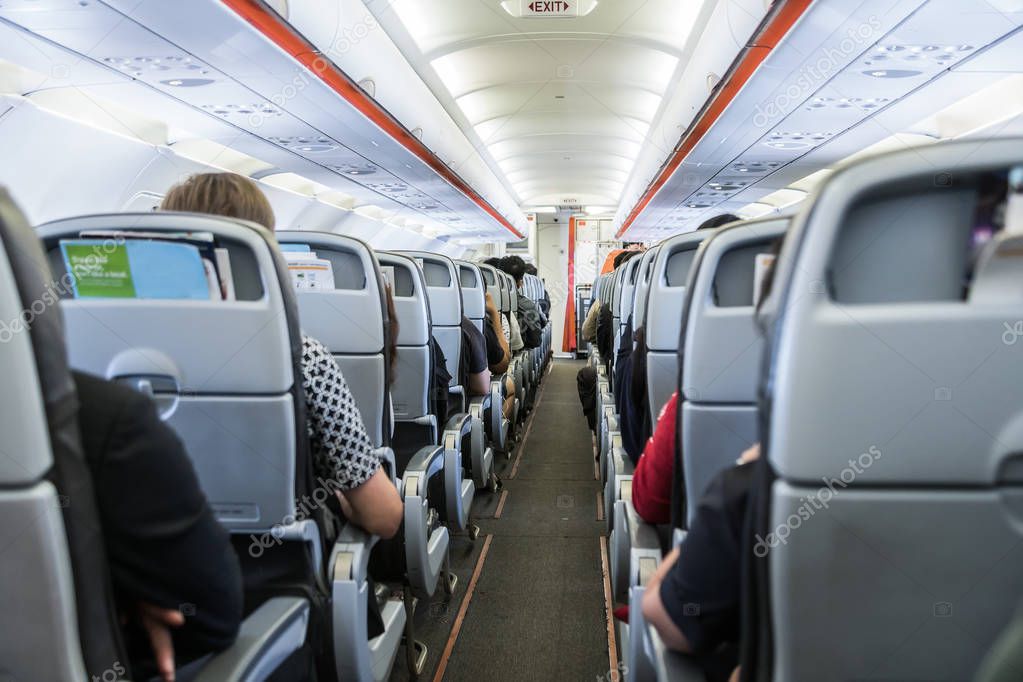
(498, 255), (528, 285)
(612, 250), (641, 270)
(696, 213), (740, 231)
(482, 257), (503, 268)
(524, 263), (538, 277)
(384, 284), (399, 383)
(161, 172), (275, 230)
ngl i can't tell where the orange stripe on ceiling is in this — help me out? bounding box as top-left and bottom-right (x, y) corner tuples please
(615, 0), (815, 238)
(220, 0), (525, 239)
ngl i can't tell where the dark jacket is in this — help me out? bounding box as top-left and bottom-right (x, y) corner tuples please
(73, 371), (243, 674)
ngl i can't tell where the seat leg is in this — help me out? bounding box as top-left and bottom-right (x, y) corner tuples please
(402, 585), (428, 677)
(441, 551), (458, 595)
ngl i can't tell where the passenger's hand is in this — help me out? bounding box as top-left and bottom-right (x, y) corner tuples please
(738, 443), (761, 465)
(485, 292), (498, 316)
(138, 602), (185, 682)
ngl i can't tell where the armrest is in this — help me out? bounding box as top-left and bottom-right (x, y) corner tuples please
(649, 625), (707, 682)
(443, 413), (473, 447)
(402, 445), (445, 496)
(330, 523), (380, 584)
(192, 598), (310, 682)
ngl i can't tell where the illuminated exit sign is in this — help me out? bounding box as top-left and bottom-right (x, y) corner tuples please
(523, 1), (577, 17)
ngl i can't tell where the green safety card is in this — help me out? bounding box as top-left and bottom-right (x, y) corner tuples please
(61, 241), (137, 298)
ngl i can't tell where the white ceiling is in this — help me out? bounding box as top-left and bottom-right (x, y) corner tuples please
(372, 0), (711, 209)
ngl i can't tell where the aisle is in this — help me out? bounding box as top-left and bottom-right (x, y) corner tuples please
(437, 360), (611, 681)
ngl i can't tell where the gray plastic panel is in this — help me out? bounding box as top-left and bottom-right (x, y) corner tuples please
(632, 247), (659, 332)
(421, 261), (451, 287)
(277, 232), (385, 355)
(646, 233), (705, 352)
(296, 290), (383, 355)
(680, 404), (756, 526)
(0, 236), (52, 483)
(770, 481), (1023, 681)
(378, 253), (430, 347)
(334, 355), (386, 448)
(619, 257), (640, 327)
(456, 261), (486, 323)
(39, 215), (294, 395)
(646, 352), (678, 427)
(391, 347), (430, 419)
(682, 219), (788, 404)
(0, 482), (86, 681)
(434, 327), (461, 388)
(769, 141), (1023, 485)
(170, 395), (296, 531)
(397, 251), (463, 328)
(830, 189), (975, 304)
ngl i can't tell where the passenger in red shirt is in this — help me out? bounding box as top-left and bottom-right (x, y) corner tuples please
(631, 392), (678, 525)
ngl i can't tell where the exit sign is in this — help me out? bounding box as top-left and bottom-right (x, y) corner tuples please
(522, 1), (577, 17)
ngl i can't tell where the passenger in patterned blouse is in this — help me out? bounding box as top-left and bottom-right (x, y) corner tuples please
(161, 172), (404, 540)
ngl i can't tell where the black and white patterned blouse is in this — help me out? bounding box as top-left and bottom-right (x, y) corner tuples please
(301, 334), (381, 490)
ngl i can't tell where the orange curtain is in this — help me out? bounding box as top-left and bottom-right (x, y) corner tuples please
(562, 216), (577, 353)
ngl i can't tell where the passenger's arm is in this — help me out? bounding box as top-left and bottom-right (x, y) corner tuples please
(338, 468), (403, 539)
(582, 300), (601, 342)
(94, 383), (243, 661)
(486, 293), (511, 373)
(641, 547), (693, 653)
(301, 336), (403, 537)
(468, 368), (492, 397)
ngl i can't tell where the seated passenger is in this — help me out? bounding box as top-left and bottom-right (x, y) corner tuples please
(641, 444), (759, 682)
(483, 291), (517, 420)
(161, 172), (402, 539)
(460, 313), (492, 399)
(631, 392), (678, 524)
(576, 250), (640, 435)
(524, 263), (551, 316)
(75, 371), (243, 682)
(497, 255), (546, 348)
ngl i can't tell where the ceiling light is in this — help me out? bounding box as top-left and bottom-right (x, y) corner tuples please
(527, 206), (557, 214)
(584, 206), (613, 215)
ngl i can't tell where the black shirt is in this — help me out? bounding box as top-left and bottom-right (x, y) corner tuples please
(483, 316), (505, 368)
(73, 371), (243, 675)
(460, 316), (489, 375)
(660, 462), (754, 663)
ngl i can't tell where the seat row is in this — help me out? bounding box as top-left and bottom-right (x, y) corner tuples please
(0, 200), (552, 681)
(591, 138), (1023, 681)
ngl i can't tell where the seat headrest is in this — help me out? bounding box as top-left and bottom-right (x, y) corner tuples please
(378, 252), (431, 346)
(766, 138), (1023, 485)
(0, 188), (73, 417)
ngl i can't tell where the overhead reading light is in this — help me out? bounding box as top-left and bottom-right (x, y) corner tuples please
(863, 69), (922, 79)
(160, 78), (215, 87)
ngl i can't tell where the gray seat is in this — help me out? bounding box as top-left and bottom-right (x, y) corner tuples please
(3, 198), (307, 681)
(38, 213), (427, 681)
(477, 262), (515, 451)
(274, 231), (411, 680)
(755, 139), (1023, 681)
(643, 232), (709, 430)
(387, 251), (476, 534)
(455, 260), (498, 491)
(679, 218), (788, 526)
